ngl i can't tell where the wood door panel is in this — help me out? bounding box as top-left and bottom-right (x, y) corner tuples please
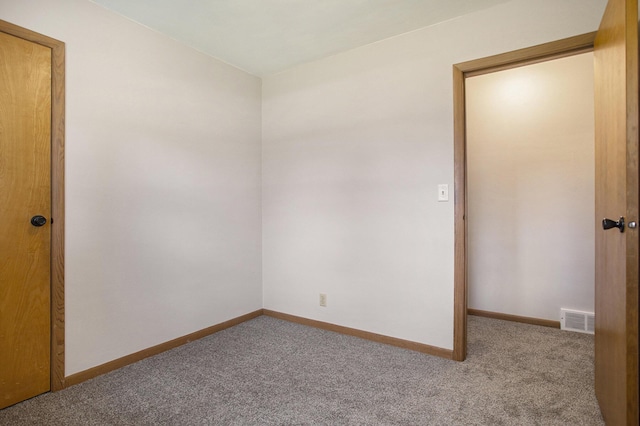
(0, 31), (52, 409)
(594, 0), (639, 424)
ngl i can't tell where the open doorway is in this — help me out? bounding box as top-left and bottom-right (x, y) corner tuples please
(452, 33), (597, 361)
(465, 52), (595, 327)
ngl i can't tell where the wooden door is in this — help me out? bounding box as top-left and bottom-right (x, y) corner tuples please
(0, 30), (52, 408)
(594, 0), (640, 424)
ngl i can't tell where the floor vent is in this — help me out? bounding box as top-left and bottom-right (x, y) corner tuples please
(560, 309), (595, 334)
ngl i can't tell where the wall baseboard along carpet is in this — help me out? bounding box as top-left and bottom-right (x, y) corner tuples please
(263, 310), (452, 359)
(62, 309), (452, 389)
(63, 309), (264, 388)
(468, 308), (561, 329)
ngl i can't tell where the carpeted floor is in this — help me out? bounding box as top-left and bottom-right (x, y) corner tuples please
(0, 315), (604, 425)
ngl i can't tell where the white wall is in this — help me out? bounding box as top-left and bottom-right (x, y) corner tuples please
(262, 0), (606, 350)
(466, 53), (595, 321)
(1, 0), (263, 375)
(0, 0), (607, 375)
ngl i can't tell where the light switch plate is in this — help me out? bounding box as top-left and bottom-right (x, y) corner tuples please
(438, 184), (449, 202)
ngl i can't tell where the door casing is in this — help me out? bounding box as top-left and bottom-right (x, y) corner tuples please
(0, 19), (65, 392)
(451, 32), (596, 361)
(453, 25), (639, 423)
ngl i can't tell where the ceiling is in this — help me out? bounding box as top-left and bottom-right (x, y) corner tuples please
(90, 0), (510, 76)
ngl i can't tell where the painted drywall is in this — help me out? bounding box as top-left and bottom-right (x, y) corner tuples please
(1, 0), (262, 375)
(1, 0), (607, 375)
(262, 0), (607, 349)
(466, 53), (595, 321)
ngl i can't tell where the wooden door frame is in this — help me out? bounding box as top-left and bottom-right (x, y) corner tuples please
(451, 33), (597, 361)
(0, 19), (65, 391)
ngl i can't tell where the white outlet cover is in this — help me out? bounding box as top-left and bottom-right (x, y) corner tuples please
(319, 293), (327, 307)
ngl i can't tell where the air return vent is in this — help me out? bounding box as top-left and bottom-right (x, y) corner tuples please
(560, 309), (595, 334)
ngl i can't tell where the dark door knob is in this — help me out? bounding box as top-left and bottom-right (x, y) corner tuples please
(602, 217), (624, 232)
(30, 215), (47, 227)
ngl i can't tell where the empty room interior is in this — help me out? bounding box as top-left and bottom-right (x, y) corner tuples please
(2, 0), (638, 424)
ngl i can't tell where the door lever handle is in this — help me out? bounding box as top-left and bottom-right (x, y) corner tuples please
(602, 217), (625, 232)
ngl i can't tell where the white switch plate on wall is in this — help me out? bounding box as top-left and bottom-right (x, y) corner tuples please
(438, 184), (449, 201)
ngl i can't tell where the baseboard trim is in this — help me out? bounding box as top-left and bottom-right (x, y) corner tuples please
(64, 307), (455, 388)
(263, 309), (453, 360)
(468, 308), (561, 329)
(64, 309), (263, 388)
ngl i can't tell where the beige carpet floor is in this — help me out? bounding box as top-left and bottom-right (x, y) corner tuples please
(0, 314), (603, 425)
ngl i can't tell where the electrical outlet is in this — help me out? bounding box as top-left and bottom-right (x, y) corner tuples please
(319, 293), (327, 307)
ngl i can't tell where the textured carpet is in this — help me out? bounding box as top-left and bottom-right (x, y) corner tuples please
(0, 315), (603, 425)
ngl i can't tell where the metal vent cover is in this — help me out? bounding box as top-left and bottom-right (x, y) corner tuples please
(560, 309), (595, 334)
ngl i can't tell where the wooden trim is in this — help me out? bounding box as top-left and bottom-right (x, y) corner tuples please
(49, 28), (66, 395)
(263, 310), (453, 360)
(65, 309), (453, 388)
(64, 310), (263, 388)
(0, 20), (66, 392)
(452, 33), (597, 364)
(452, 65), (467, 362)
(457, 32), (597, 77)
(468, 309), (561, 329)
(622, 0), (640, 421)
